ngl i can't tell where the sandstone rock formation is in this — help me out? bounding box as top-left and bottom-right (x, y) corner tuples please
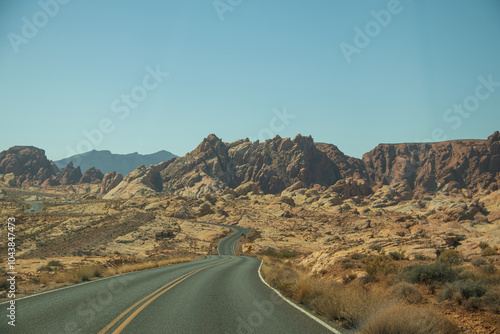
(57, 162), (83, 185)
(78, 167), (104, 184)
(329, 177), (372, 199)
(363, 131), (500, 196)
(159, 134), (342, 196)
(103, 162), (166, 199)
(315, 143), (367, 179)
(99, 171), (124, 196)
(3, 131), (499, 202)
(0, 146), (58, 186)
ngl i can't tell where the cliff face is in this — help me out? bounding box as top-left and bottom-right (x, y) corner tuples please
(315, 142), (367, 179)
(0, 146), (58, 186)
(159, 134), (342, 195)
(3, 131), (499, 199)
(362, 131), (500, 194)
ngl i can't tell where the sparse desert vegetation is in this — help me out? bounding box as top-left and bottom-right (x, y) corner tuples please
(260, 249), (499, 333)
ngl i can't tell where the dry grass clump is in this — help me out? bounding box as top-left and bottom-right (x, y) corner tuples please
(359, 304), (459, 334)
(389, 282), (423, 304)
(363, 254), (396, 280)
(104, 257), (193, 276)
(24, 256), (194, 289)
(260, 256), (464, 331)
(310, 281), (382, 328)
(261, 260), (386, 329)
(65, 265), (103, 283)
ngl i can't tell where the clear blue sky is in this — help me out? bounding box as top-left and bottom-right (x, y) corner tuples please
(1, 0), (499, 160)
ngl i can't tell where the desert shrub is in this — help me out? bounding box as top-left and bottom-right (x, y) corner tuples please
(68, 266), (102, 282)
(359, 304), (459, 334)
(413, 254), (429, 261)
(479, 241), (490, 250)
(482, 287), (500, 314)
(54, 273), (68, 283)
(310, 281), (380, 329)
(439, 249), (462, 265)
(369, 244), (382, 253)
(36, 241), (48, 248)
(389, 250), (406, 261)
(364, 255), (396, 278)
(39, 274), (51, 285)
(260, 248), (299, 259)
(295, 273), (323, 304)
(479, 264), (496, 275)
(471, 257), (487, 267)
(342, 273), (358, 284)
(262, 264), (299, 298)
(396, 231), (406, 237)
(455, 234), (466, 242)
(37, 265), (53, 272)
(404, 262), (458, 285)
(351, 253), (367, 260)
(417, 232), (427, 239)
(482, 246), (498, 256)
(47, 260), (63, 267)
(262, 260), (384, 329)
(0, 277), (8, 290)
(389, 282), (423, 304)
(440, 280), (487, 302)
(341, 258), (358, 269)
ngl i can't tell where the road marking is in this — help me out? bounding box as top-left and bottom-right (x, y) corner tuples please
(0, 257), (207, 306)
(99, 258), (234, 334)
(97, 272), (191, 334)
(257, 260), (343, 334)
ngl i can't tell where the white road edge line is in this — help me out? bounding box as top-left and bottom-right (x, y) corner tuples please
(257, 260), (343, 334)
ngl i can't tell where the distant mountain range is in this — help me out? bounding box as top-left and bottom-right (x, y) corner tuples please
(54, 150), (177, 176)
(1, 132), (498, 200)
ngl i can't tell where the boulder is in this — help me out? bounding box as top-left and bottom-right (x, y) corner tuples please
(234, 181), (261, 197)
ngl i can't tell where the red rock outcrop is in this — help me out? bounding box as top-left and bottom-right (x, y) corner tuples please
(99, 171), (124, 195)
(363, 131), (500, 196)
(78, 167), (104, 184)
(159, 134), (342, 195)
(0, 146), (58, 186)
(57, 162), (83, 185)
(103, 162), (167, 199)
(315, 143), (367, 179)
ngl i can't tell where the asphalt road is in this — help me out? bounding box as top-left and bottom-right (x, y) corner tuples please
(24, 201), (42, 213)
(1, 226), (337, 334)
(214, 224), (250, 256)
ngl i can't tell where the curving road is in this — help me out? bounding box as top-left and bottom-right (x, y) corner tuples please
(215, 224), (250, 256)
(0, 224), (339, 334)
(24, 201), (42, 213)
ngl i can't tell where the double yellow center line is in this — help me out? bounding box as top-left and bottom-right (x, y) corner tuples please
(99, 258), (234, 334)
